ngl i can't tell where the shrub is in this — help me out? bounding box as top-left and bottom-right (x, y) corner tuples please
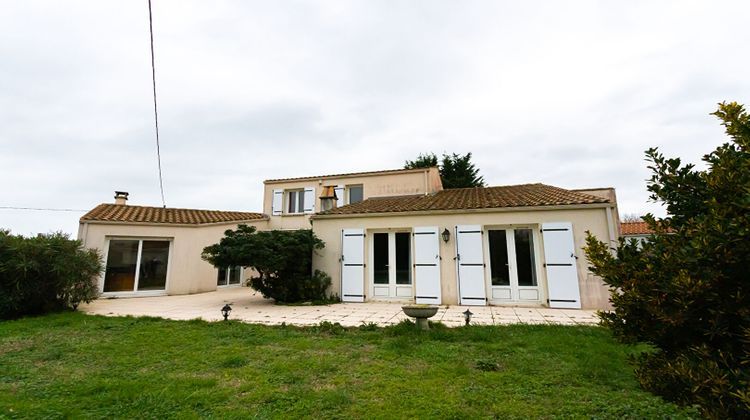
(202, 225), (333, 303)
(0, 230), (103, 319)
(584, 102), (750, 417)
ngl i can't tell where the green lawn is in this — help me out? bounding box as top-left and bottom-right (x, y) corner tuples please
(0, 312), (696, 419)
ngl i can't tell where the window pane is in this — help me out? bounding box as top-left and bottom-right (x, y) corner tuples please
(298, 190), (305, 212)
(514, 229), (537, 286)
(287, 191), (297, 213)
(217, 267), (228, 286)
(488, 230), (510, 286)
(228, 266), (241, 285)
(348, 185), (363, 204)
(103, 240), (139, 292)
(138, 241), (170, 291)
(395, 232), (411, 284)
(373, 233), (389, 284)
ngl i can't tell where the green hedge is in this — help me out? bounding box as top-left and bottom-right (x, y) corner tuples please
(0, 230), (103, 319)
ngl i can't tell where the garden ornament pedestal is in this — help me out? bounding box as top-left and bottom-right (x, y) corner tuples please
(401, 305), (439, 330)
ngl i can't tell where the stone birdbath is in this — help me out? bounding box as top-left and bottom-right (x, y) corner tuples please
(401, 304), (439, 330)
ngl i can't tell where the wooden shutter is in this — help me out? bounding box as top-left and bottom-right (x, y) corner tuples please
(455, 225), (487, 306)
(303, 187), (315, 214)
(271, 189), (283, 216)
(413, 227), (441, 305)
(341, 228), (365, 302)
(541, 222), (581, 309)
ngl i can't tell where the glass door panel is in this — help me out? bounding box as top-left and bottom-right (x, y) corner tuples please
(217, 267), (228, 286)
(488, 230), (510, 286)
(373, 233), (389, 284)
(103, 240), (139, 292)
(514, 229), (537, 286)
(138, 241), (169, 291)
(395, 232), (411, 285)
(228, 266), (241, 285)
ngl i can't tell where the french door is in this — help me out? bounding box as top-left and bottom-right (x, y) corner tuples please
(370, 231), (413, 299)
(487, 228), (540, 302)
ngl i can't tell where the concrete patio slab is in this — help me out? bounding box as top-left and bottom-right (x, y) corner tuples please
(80, 287), (601, 327)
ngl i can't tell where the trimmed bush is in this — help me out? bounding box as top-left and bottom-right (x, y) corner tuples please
(202, 225), (333, 303)
(0, 230), (103, 319)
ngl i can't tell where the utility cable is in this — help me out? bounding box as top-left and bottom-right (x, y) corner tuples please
(148, 0), (166, 208)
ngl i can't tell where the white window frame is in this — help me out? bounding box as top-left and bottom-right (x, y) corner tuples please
(217, 266), (243, 288)
(285, 189), (305, 214)
(368, 229), (413, 300)
(100, 236), (173, 297)
(483, 225), (544, 304)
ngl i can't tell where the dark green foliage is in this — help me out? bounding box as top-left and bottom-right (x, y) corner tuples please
(584, 102), (750, 417)
(0, 230), (103, 319)
(405, 152), (485, 188)
(202, 225), (332, 303)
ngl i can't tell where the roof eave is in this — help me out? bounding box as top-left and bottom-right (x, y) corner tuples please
(78, 217), (269, 228)
(311, 202), (613, 220)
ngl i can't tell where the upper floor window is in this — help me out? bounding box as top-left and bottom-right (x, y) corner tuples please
(287, 190), (305, 214)
(347, 185), (363, 204)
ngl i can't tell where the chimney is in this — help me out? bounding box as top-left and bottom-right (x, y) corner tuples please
(114, 191), (129, 205)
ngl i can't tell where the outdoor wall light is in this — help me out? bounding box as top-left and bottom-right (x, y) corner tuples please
(442, 228), (451, 243)
(221, 304), (232, 321)
(463, 309), (473, 326)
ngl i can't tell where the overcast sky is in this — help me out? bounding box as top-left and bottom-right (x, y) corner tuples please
(1, 1), (748, 236)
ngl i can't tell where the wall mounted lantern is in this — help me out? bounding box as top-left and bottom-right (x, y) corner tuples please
(442, 228), (451, 243)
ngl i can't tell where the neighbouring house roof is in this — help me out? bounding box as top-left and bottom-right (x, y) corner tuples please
(620, 221), (653, 235)
(316, 183), (610, 216)
(80, 204), (267, 225)
(264, 167), (438, 184)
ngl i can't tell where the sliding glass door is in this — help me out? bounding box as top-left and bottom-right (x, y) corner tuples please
(103, 239), (170, 293)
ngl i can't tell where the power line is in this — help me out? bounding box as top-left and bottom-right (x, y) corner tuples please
(0, 206), (88, 212)
(148, 0), (166, 208)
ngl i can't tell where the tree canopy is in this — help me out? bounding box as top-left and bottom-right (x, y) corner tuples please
(584, 102), (750, 417)
(404, 152), (485, 188)
(202, 225), (332, 303)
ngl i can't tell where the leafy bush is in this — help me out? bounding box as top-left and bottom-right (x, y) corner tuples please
(0, 230), (103, 319)
(584, 102), (750, 417)
(202, 225), (333, 303)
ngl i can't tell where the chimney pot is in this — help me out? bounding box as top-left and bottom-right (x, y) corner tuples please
(114, 191), (129, 205)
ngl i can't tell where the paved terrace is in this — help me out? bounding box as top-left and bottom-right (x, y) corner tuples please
(80, 287), (600, 327)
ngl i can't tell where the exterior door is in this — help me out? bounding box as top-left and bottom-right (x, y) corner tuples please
(541, 222), (581, 309)
(371, 231), (413, 299)
(455, 225), (487, 305)
(413, 226), (441, 305)
(488, 228), (540, 302)
(341, 229), (365, 302)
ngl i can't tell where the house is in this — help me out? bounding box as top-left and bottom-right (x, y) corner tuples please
(79, 167), (619, 310)
(620, 220), (654, 246)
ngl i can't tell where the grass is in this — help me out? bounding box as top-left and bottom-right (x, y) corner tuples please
(0, 312), (697, 419)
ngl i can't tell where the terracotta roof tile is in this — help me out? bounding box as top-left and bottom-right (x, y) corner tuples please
(620, 221), (653, 235)
(317, 183), (609, 216)
(80, 204), (266, 225)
